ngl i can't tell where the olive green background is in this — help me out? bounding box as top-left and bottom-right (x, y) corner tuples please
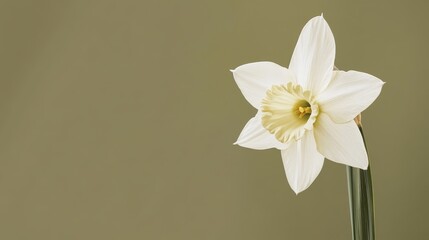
(0, 0), (427, 239)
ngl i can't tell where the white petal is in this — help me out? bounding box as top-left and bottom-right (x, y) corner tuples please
(232, 62), (295, 109)
(314, 113), (368, 169)
(289, 15), (335, 95)
(280, 131), (324, 194)
(317, 70), (385, 123)
(234, 112), (288, 150)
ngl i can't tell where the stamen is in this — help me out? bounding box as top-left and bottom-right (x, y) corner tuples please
(297, 106), (312, 118)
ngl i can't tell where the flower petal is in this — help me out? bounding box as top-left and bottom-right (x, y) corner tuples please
(232, 62), (295, 109)
(234, 112), (288, 150)
(280, 131), (324, 194)
(314, 113), (368, 169)
(289, 15), (335, 95)
(317, 70), (385, 123)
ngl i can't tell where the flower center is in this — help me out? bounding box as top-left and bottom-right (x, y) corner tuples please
(295, 101), (312, 119)
(261, 82), (319, 143)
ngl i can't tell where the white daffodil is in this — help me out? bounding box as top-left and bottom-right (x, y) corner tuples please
(232, 15), (384, 194)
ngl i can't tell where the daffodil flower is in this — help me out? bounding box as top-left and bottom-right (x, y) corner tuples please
(232, 15), (384, 194)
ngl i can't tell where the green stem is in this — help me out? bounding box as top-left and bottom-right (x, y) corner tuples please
(347, 126), (375, 240)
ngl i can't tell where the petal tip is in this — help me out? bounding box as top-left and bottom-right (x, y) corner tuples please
(288, 178), (311, 195)
(351, 152), (369, 170)
(291, 185), (305, 195)
(360, 161), (369, 170)
(356, 164), (368, 170)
